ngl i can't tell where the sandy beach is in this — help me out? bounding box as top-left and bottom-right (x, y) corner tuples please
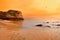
(0, 27), (60, 40)
(17, 27), (60, 40)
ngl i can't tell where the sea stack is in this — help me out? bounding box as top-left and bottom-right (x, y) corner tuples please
(0, 10), (24, 21)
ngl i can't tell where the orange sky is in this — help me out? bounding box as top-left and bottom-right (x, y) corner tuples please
(0, 0), (60, 19)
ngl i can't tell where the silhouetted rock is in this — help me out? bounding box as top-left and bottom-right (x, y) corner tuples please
(0, 11), (6, 18)
(0, 10), (24, 21)
(36, 24), (43, 27)
(36, 24), (51, 28)
(56, 24), (60, 26)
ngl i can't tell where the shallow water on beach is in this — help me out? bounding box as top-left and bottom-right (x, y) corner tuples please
(0, 19), (60, 29)
(23, 19), (60, 28)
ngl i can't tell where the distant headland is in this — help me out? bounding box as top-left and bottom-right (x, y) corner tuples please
(0, 10), (24, 21)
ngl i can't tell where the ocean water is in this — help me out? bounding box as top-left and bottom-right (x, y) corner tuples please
(23, 19), (41, 27)
(23, 19), (60, 28)
(1, 19), (60, 28)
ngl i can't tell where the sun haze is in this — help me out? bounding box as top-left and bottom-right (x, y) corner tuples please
(0, 0), (60, 19)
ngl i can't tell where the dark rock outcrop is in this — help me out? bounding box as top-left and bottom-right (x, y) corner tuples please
(36, 24), (51, 28)
(0, 10), (24, 21)
(36, 24), (43, 27)
(0, 11), (6, 18)
(56, 24), (60, 26)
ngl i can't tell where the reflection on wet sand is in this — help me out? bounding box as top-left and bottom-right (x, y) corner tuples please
(0, 19), (25, 40)
(0, 20), (23, 30)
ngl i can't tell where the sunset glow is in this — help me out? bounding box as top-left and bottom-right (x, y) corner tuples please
(0, 0), (60, 19)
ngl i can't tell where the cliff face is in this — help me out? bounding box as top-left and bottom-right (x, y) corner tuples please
(0, 10), (24, 20)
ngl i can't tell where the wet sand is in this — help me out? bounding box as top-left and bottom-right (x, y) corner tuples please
(0, 20), (60, 40)
(17, 27), (60, 40)
(0, 27), (60, 40)
(0, 20), (23, 29)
